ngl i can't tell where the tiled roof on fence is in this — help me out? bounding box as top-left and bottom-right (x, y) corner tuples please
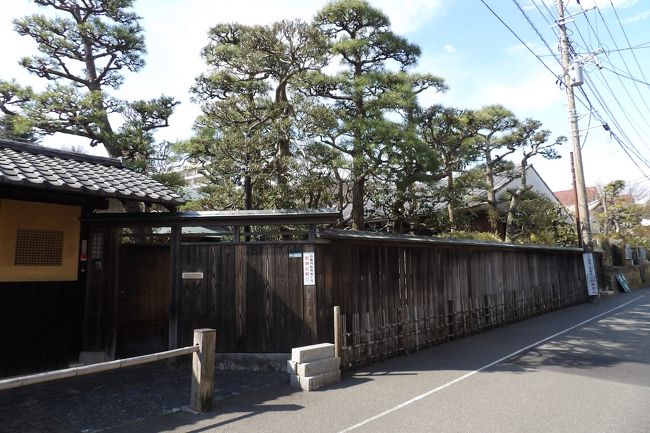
(0, 139), (184, 206)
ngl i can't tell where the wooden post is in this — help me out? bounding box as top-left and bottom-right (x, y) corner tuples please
(333, 306), (342, 360)
(169, 223), (181, 350)
(190, 329), (216, 413)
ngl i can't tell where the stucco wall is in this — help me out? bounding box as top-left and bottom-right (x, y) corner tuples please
(0, 199), (81, 282)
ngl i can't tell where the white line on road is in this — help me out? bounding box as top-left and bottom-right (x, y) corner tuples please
(338, 295), (645, 433)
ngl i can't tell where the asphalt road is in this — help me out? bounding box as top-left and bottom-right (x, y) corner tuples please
(116, 287), (650, 433)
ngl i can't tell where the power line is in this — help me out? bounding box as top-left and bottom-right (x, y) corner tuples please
(591, 3), (650, 122)
(512, 0), (562, 67)
(480, 0), (650, 183)
(600, 65), (650, 86)
(479, 0), (564, 84)
(607, 1), (650, 92)
(570, 6), (650, 150)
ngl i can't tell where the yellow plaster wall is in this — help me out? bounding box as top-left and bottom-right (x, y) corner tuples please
(0, 199), (81, 282)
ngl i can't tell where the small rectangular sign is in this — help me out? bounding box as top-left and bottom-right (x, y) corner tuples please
(303, 252), (315, 286)
(616, 274), (631, 293)
(182, 272), (204, 280)
(289, 252), (302, 258)
(582, 253), (599, 296)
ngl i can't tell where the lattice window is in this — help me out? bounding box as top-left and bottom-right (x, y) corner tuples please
(91, 231), (104, 259)
(14, 229), (64, 266)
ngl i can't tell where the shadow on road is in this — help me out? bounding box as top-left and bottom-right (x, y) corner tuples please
(340, 290), (650, 388)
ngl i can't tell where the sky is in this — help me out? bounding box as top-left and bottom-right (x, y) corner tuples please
(1, 0), (649, 195)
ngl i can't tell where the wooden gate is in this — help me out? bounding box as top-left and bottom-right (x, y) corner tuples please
(174, 243), (319, 352)
(116, 245), (170, 357)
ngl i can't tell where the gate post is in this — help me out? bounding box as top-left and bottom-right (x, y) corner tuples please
(190, 329), (216, 413)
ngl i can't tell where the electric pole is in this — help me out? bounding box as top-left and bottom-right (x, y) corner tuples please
(556, 0), (594, 250)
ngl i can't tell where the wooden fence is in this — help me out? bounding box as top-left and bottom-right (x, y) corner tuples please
(0, 329), (216, 413)
(315, 233), (591, 369)
(169, 234), (592, 363)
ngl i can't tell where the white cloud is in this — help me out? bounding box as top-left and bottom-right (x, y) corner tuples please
(479, 71), (564, 114)
(572, 0), (638, 8)
(506, 43), (538, 54)
(371, 0), (448, 33)
(443, 44), (456, 53)
(623, 9), (650, 23)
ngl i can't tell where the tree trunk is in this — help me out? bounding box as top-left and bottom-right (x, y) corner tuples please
(504, 164), (528, 242)
(446, 169), (455, 230)
(274, 80), (291, 207)
(351, 177), (364, 231)
(484, 152), (499, 232)
(391, 192), (406, 234)
(243, 175), (252, 210)
(79, 15), (116, 156)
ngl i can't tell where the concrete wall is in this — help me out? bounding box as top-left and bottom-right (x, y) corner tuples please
(607, 262), (650, 291)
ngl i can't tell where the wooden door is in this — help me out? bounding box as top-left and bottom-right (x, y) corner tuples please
(116, 245), (170, 357)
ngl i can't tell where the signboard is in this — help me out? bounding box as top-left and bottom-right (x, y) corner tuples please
(615, 274), (631, 293)
(582, 253), (599, 296)
(303, 251), (315, 286)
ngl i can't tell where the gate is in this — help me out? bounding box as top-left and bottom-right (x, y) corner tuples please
(175, 243), (318, 352)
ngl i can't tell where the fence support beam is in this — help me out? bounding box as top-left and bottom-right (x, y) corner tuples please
(190, 329), (216, 413)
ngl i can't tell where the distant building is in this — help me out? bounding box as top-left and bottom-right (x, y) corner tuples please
(465, 165), (565, 234)
(552, 186), (639, 234)
(172, 164), (207, 188)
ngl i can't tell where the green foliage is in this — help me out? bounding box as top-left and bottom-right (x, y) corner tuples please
(176, 0), (567, 243)
(503, 120), (566, 242)
(417, 105), (480, 228)
(597, 180), (647, 246)
(1, 0), (177, 170)
(150, 171), (185, 195)
(435, 230), (502, 242)
(186, 19), (328, 210)
(503, 190), (577, 246)
(309, 0), (446, 229)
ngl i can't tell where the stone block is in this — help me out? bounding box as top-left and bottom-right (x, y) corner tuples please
(291, 343), (335, 363)
(287, 357), (340, 377)
(290, 369), (341, 391)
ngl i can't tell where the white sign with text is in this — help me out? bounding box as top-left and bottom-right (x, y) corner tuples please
(582, 252), (599, 296)
(303, 251), (315, 286)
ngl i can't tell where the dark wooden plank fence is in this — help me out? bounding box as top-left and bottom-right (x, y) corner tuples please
(315, 240), (588, 369)
(170, 234), (590, 369)
(176, 243), (317, 352)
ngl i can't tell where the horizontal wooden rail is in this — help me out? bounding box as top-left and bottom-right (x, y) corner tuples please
(0, 345), (199, 392)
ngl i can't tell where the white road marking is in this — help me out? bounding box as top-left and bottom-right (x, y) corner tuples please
(338, 295), (645, 433)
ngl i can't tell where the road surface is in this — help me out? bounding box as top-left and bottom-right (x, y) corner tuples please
(114, 287), (650, 432)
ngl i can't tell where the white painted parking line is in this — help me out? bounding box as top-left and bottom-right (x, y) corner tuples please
(338, 295), (645, 433)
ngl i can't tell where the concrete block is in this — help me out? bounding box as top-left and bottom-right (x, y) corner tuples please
(288, 357), (340, 377)
(216, 352), (290, 371)
(78, 351), (109, 365)
(291, 343), (335, 363)
(290, 373), (300, 388)
(290, 369), (341, 391)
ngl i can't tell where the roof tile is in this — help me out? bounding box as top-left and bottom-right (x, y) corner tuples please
(0, 139), (184, 206)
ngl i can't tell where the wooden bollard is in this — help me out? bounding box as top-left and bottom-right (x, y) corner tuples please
(190, 329), (216, 413)
(334, 306), (342, 360)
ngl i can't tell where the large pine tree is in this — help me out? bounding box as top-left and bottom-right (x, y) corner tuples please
(0, 0), (176, 169)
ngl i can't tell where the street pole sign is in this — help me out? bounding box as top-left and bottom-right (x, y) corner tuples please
(582, 252), (599, 296)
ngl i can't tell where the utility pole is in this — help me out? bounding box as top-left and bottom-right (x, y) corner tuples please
(556, 0), (593, 250)
(570, 151), (582, 248)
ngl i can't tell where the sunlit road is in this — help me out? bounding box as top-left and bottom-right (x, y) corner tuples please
(119, 287), (650, 433)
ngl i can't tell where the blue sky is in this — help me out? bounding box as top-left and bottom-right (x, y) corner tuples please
(1, 0), (649, 194)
